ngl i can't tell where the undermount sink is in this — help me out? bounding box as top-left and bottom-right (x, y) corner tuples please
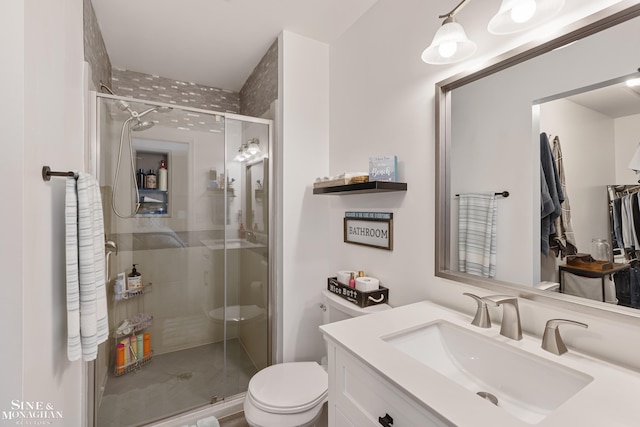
(383, 320), (593, 424)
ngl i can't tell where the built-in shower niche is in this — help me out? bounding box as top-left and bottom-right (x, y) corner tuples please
(135, 150), (169, 215)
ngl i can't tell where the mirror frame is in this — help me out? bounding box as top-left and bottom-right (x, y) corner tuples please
(435, 1), (640, 325)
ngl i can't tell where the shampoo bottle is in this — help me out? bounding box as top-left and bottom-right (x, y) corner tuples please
(130, 335), (138, 361)
(127, 264), (142, 291)
(143, 333), (151, 358)
(116, 343), (125, 374)
(137, 334), (144, 360)
(158, 160), (168, 191)
(145, 169), (157, 189)
(136, 169), (146, 189)
(120, 338), (130, 365)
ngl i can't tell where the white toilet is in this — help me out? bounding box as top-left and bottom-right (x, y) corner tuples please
(243, 289), (391, 427)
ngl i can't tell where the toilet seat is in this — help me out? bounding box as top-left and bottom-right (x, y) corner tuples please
(247, 362), (328, 414)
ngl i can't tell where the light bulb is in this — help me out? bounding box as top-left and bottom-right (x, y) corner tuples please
(510, 0), (536, 23)
(247, 140), (260, 155)
(626, 78), (640, 87)
(438, 41), (458, 59)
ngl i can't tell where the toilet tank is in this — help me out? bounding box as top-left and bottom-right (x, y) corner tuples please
(321, 289), (391, 324)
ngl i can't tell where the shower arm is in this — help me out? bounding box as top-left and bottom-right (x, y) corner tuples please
(133, 107), (158, 119)
(100, 82), (115, 95)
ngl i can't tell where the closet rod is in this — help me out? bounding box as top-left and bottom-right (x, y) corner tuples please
(42, 166), (78, 181)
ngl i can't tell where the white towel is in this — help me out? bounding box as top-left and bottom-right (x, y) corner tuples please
(66, 173), (108, 361)
(458, 193), (497, 278)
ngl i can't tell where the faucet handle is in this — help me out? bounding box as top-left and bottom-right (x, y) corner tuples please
(483, 294), (522, 340)
(542, 319), (588, 355)
(463, 293), (491, 328)
(482, 294), (518, 306)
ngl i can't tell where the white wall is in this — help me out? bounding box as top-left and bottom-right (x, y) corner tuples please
(328, 0), (640, 370)
(328, 0), (436, 308)
(1, 0), (25, 418)
(279, 31), (331, 363)
(615, 113), (640, 184)
(1, 0), (86, 425)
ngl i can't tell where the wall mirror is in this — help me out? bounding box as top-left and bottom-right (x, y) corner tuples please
(436, 2), (640, 322)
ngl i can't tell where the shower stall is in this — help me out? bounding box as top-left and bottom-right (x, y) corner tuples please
(91, 93), (273, 426)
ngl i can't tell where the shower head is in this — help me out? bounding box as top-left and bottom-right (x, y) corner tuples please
(118, 101), (172, 130)
(132, 119), (154, 132)
(129, 106), (173, 130)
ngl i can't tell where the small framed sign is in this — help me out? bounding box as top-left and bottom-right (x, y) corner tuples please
(369, 156), (398, 182)
(343, 212), (393, 250)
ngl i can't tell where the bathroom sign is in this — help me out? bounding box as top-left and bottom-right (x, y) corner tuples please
(344, 212), (393, 250)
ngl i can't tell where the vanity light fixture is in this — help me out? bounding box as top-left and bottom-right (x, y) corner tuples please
(233, 145), (248, 162)
(421, 0), (476, 65)
(422, 0), (565, 65)
(233, 138), (263, 163)
(246, 138), (260, 155)
(488, 0), (565, 35)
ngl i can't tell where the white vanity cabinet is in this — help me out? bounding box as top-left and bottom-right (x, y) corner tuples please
(321, 299), (640, 427)
(327, 342), (451, 427)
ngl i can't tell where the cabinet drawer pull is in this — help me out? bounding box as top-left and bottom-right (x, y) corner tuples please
(378, 413), (394, 426)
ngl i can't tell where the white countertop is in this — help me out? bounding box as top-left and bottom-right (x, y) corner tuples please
(320, 297), (640, 427)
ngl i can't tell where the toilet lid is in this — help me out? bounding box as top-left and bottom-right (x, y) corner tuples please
(248, 362), (328, 414)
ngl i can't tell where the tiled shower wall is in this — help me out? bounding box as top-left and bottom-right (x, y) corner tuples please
(83, 0), (111, 90)
(240, 39), (278, 118)
(111, 68), (241, 113)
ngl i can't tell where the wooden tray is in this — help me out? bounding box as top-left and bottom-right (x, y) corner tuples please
(313, 175), (369, 189)
(566, 254), (613, 271)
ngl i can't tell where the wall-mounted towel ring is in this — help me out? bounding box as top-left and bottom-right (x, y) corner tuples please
(42, 166), (77, 181)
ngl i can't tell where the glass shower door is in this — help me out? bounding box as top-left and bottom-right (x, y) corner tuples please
(221, 117), (271, 399)
(95, 95), (230, 426)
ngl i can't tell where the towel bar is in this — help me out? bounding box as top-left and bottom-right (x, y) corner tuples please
(455, 191), (509, 198)
(42, 166), (78, 181)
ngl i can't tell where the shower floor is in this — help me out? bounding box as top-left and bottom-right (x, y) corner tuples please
(97, 339), (257, 427)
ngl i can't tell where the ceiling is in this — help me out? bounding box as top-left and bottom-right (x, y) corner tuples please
(91, 0), (379, 92)
(566, 80), (640, 119)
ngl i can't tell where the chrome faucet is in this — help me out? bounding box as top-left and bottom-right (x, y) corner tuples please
(542, 319), (588, 355)
(484, 295), (522, 340)
(463, 293), (491, 328)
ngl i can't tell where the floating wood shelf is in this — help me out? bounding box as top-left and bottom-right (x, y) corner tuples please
(313, 181), (407, 195)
